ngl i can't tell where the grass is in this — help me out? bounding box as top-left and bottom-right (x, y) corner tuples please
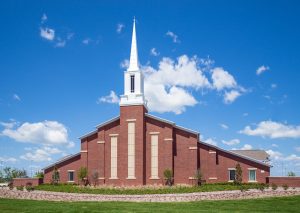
(35, 183), (266, 195)
(0, 196), (300, 212)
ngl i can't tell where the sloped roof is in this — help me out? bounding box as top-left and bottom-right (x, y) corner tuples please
(231, 150), (270, 162)
(42, 153), (80, 171)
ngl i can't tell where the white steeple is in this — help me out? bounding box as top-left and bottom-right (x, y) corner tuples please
(120, 18), (146, 107)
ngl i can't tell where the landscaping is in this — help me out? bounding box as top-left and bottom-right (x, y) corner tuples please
(35, 183), (267, 195)
(1, 196), (300, 212)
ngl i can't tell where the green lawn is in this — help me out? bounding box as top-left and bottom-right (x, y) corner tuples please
(0, 196), (299, 212)
(35, 183), (265, 195)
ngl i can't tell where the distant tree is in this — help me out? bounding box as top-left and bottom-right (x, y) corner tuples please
(34, 171), (44, 179)
(287, 171), (296, 177)
(1, 167), (27, 182)
(163, 168), (173, 186)
(0, 170), (3, 183)
(234, 163), (243, 185)
(78, 167), (88, 186)
(51, 166), (60, 185)
(91, 170), (99, 186)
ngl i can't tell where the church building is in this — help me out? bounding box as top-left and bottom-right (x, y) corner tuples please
(43, 20), (270, 185)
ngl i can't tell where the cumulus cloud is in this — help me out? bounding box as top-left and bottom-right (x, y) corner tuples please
(211, 67), (237, 91)
(150, 48), (159, 56)
(13, 94), (21, 101)
(220, 123), (229, 129)
(1, 120), (74, 147)
(241, 144), (253, 150)
(200, 135), (217, 146)
(0, 156), (17, 163)
(166, 31), (180, 43)
(120, 59), (130, 69)
(256, 65), (270, 75)
(240, 121), (300, 139)
(0, 120), (18, 129)
(40, 27), (55, 41)
(116, 23), (125, 33)
(82, 38), (91, 45)
(98, 91), (120, 104)
(266, 149), (283, 160)
(224, 90), (241, 104)
(222, 139), (240, 146)
(20, 147), (62, 162)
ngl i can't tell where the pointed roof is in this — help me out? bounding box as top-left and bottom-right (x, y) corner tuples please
(127, 18), (139, 71)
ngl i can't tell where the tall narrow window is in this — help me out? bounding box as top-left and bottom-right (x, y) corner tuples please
(249, 170), (256, 182)
(68, 171), (74, 182)
(151, 135), (158, 179)
(130, 75), (135, 93)
(228, 169), (236, 181)
(110, 136), (118, 179)
(128, 122), (135, 178)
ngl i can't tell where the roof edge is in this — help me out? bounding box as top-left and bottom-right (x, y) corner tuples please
(42, 153), (80, 171)
(200, 141), (271, 167)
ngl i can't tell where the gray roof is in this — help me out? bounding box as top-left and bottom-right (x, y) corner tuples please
(231, 150), (270, 162)
(42, 153), (80, 171)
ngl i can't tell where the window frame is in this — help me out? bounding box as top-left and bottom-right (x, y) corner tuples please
(68, 170), (75, 182)
(130, 75), (135, 93)
(248, 169), (257, 182)
(228, 168), (236, 182)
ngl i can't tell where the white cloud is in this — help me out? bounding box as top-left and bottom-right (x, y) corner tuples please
(55, 38), (66, 48)
(116, 23), (125, 33)
(271, 84), (277, 89)
(266, 149), (283, 160)
(0, 157), (17, 163)
(0, 121), (17, 129)
(166, 31), (180, 43)
(224, 90), (241, 104)
(211, 67), (237, 91)
(150, 48), (159, 56)
(240, 121), (300, 139)
(220, 123), (229, 129)
(241, 144), (253, 150)
(40, 27), (55, 41)
(120, 59), (129, 69)
(20, 146), (62, 162)
(1, 120), (73, 147)
(13, 94), (21, 101)
(98, 91), (119, 104)
(256, 65), (270, 75)
(243, 112), (249, 117)
(203, 138), (218, 146)
(82, 38), (91, 45)
(41, 13), (47, 23)
(272, 143), (279, 148)
(222, 139), (240, 146)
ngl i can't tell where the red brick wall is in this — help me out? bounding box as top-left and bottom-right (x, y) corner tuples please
(44, 154), (82, 184)
(267, 177), (300, 187)
(199, 143), (270, 183)
(13, 178), (43, 187)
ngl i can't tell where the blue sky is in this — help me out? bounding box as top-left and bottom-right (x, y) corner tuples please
(0, 1), (300, 176)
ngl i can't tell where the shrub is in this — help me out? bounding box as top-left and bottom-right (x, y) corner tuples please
(34, 171), (44, 179)
(163, 169), (173, 186)
(256, 184), (266, 192)
(16, 185), (24, 191)
(194, 169), (202, 186)
(51, 166), (60, 185)
(234, 163), (242, 185)
(239, 185), (248, 192)
(283, 184), (289, 190)
(91, 170), (99, 186)
(287, 171), (296, 177)
(78, 167), (88, 186)
(25, 182), (34, 192)
(271, 183), (278, 191)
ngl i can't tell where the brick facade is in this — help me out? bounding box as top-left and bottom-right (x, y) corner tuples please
(266, 177), (300, 187)
(13, 178), (43, 187)
(43, 105), (271, 185)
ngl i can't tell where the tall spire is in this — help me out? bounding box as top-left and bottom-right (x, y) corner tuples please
(127, 17), (139, 71)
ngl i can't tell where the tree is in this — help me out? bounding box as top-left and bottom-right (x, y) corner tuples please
(1, 167), (27, 182)
(51, 166), (60, 185)
(34, 171), (44, 179)
(234, 163), (242, 185)
(78, 167), (88, 186)
(91, 170), (99, 186)
(194, 169), (203, 186)
(287, 171), (296, 176)
(163, 168), (173, 186)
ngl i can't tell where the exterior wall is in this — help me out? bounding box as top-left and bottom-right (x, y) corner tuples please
(267, 177), (300, 187)
(145, 117), (174, 185)
(173, 129), (199, 184)
(199, 143), (270, 183)
(13, 178), (43, 187)
(44, 154), (82, 184)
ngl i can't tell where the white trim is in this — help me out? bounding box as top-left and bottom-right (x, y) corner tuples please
(189, 147), (197, 150)
(109, 133), (119, 137)
(209, 177), (218, 180)
(98, 177), (105, 180)
(149, 132), (160, 135)
(78, 130), (97, 140)
(126, 119), (136, 122)
(189, 177), (196, 180)
(126, 177), (137, 180)
(97, 141), (105, 144)
(67, 181), (75, 183)
(261, 170), (265, 173)
(164, 138), (173, 141)
(248, 169), (257, 182)
(248, 168), (257, 170)
(248, 180), (257, 183)
(67, 170), (75, 172)
(209, 151), (216, 154)
(80, 150), (88, 153)
(228, 168), (236, 170)
(149, 177), (160, 180)
(42, 153), (80, 170)
(95, 116), (120, 129)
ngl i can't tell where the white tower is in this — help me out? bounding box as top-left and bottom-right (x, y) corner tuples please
(120, 18), (146, 107)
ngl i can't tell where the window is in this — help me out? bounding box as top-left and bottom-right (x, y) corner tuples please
(249, 170), (256, 182)
(68, 171), (74, 182)
(151, 135), (158, 178)
(229, 169), (236, 181)
(110, 136), (118, 178)
(128, 122), (135, 178)
(130, 75), (135, 93)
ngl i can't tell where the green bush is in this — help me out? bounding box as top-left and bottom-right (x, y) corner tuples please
(16, 186), (24, 191)
(283, 184), (289, 190)
(163, 169), (173, 186)
(234, 163), (242, 185)
(256, 184), (266, 192)
(25, 182), (34, 192)
(271, 183), (278, 191)
(78, 167), (88, 186)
